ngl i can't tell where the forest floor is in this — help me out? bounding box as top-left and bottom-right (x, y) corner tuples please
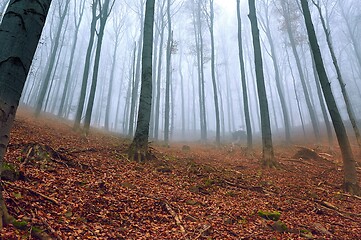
(1, 108), (361, 239)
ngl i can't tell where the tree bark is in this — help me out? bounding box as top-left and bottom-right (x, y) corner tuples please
(128, 0), (155, 161)
(248, 0), (276, 167)
(0, 0), (51, 227)
(237, 0), (253, 148)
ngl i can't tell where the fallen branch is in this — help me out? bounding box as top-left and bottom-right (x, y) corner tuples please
(315, 200), (361, 220)
(4, 182), (59, 205)
(194, 224), (211, 240)
(164, 201), (186, 233)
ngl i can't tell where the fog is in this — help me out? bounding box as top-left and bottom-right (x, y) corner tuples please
(2, 0), (361, 143)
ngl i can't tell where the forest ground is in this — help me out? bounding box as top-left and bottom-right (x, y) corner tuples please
(1, 108), (361, 239)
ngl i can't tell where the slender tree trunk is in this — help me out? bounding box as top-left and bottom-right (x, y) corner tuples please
(248, 0), (276, 167)
(164, 0), (172, 145)
(0, 0), (51, 228)
(35, 0), (70, 116)
(74, 1), (99, 129)
(262, 9), (291, 143)
(237, 0), (252, 148)
(301, 0), (360, 195)
(58, 0), (86, 118)
(84, 0), (112, 133)
(208, 0), (220, 145)
(313, 0), (361, 149)
(281, 1), (320, 141)
(128, 0), (156, 161)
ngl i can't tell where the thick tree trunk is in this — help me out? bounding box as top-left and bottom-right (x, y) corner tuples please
(0, 0), (51, 228)
(301, 0), (360, 195)
(128, 0), (155, 161)
(248, 0), (276, 167)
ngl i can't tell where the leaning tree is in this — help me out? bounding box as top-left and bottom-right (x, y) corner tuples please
(0, 0), (52, 227)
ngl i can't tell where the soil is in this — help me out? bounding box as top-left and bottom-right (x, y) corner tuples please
(1, 108), (361, 239)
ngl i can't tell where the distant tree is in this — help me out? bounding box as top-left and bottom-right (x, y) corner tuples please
(248, 0), (276, 167)
(164, 0), (173, 145)
(105, 9), (125, 130)
(34, 0), (70, 117)
(277, 0), (320, 141)
(312, 0), (361, 149)
(58, 0), (86, 118)
(301, 0), (360, 195)
(0, 0), (51, 227)
(83, 0), (115, 133)
(258, 0), (291, 143)
(237, 0), (252, 148)
(205, 0), (221, 145)
(74, 0), (100, 129)
(128, 0), (156, 161)
(128, 0), (146, 137)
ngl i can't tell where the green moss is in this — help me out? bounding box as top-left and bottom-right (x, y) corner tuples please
(12, 220), (28, 230)
(258, 210), (281, 221)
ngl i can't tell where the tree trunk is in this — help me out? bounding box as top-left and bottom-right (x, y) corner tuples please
(0, 0), (51, 228)
(35, 0), (70, 117)
(313, 0), (361, 149)
(248, 0), (276, 167)
(128, 0), (156, 161)
(74, 0), (99, 129)
(281, 1), (320, 142)
(301, 0), (360, 195)
(58, 0), (86, 118)
(83, 0), (112, 133)
(237, 0), (253, 148)
(164, 0), (172, 145)
(209, 0), (220, 145)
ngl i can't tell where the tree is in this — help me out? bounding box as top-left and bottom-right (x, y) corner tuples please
(83, 0), (115, 133)
(278, 0), (320, 141)
(0, 0), (51, 227)
(258, 0), (291, 143)
(164, 0), (173, 145)
(128, 0), (156, 161)
(34, 0), (70, 117)
(206, 0), (221, 145)
(237, 0), (253, 148)
(312, 0), (361, 149)
(301, 0), (360, 195)
(248, 0), (276, 167)
(74, 0), (100, 129)
(57, 0), (86, 118)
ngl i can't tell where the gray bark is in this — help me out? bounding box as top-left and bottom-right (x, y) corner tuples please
(0, 0), (51, 227)
(128, 0), (156, 161)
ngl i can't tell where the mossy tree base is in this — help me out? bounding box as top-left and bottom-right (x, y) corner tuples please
(0, 194), (14, 229)
(128, 141), (151, 162)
